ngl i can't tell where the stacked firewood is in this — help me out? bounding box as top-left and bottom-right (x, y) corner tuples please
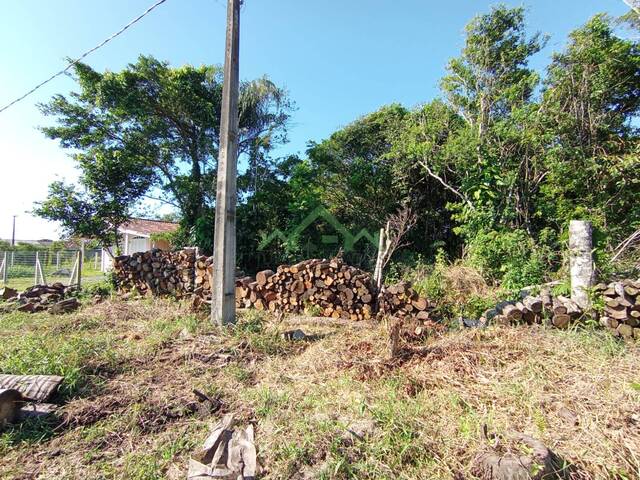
(234, 258), (377, 320)
(193, 255), (214, 299)
(0, 283), (79, 314)
(481, 279), (640, 339)
(233, 259), (433, 322)
(481, 287), (582, 329)
(377, 281), (431, 320)
(113, 249), (196, 297)
(596, 280), (640, 340)
(113, 249), (433, 323)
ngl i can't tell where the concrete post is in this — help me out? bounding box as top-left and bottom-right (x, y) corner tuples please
(569, 220), (594, 309)
(211, 0), (241, 325)
(76, 250), (82, 289)
(34, 252), (39, 285)
(2, 252), (7, 285)
(78, 240), (85, 290)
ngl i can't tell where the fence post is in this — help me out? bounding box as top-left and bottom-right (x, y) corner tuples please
(2, 252), (7, 286)
(34, 252), (38, 285)
(77, 249), (83, 290)
(569, 220), (594, 309)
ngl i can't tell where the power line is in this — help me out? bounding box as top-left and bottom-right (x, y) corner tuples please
(0, 0), (169, 114)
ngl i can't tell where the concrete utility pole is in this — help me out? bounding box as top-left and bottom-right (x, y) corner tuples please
(11, 215), (16, 247)
(212, 0), (241, 325)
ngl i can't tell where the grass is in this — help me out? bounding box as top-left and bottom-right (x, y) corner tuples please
(0, 299), (638, 479)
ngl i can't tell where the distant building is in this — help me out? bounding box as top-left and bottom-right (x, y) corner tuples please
(101, 218), (179, 271)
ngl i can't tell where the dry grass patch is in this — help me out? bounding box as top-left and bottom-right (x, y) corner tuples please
(0, 299), (638, 479)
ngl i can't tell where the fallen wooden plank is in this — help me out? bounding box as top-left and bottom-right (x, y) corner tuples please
(0, 375), (63, 402)
(18, 402), (58, 421)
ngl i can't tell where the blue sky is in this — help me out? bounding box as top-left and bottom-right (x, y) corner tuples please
(0, 0), (630, 240)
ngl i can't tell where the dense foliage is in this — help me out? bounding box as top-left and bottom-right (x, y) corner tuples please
(36, 6), (640, 288)
(37, 56), (292, 253)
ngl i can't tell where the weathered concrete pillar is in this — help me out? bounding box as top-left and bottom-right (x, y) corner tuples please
(569, 220), (594, 309)
(212, 0), (240, 325)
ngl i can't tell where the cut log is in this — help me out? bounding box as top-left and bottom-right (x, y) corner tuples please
(552, 314), (571, 329)
(502, 304), (523, 322)
(412, 297), (428, 311)
(522, 296), (543, 314)
(0, 389), (22, 427)
(256, 270), (275, 287)
(605, 305), (629, 321)
(617, 323), (634, 339)
(552, 297), (567, 315)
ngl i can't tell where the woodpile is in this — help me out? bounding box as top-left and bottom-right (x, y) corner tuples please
(596, 280), (640, 340)
(234, 258), (378, 320)
(485, 292), (580, 328)
(113, 248), (197, 297)
(109, 247), (640, 337)
(233, 258), (432, 322)
(113, 249), (433, 323)
(377, 281), (431, 321)
(0, 283), (79, 314)
(479, 278), (640, 339)
(193, 255), (214, 299)
(481, 287), (582, 329)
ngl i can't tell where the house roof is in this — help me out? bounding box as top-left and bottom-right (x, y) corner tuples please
(119, 218), (179, 237)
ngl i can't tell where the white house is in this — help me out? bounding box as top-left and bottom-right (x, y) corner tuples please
(101, 218), (179, 271)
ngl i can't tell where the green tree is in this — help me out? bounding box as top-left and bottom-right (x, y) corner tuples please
(39, 55), (292, 251)
(440, 5), (546, 140)
(305, 104), (409, 230)
(540, 15), (640, 246)
(33, 176), (147, 255)
(437, 5), (547, 238)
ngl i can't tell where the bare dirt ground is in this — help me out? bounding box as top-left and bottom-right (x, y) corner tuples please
(0, 298), (638, 479)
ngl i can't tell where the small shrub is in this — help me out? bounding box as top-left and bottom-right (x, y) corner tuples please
(407, 250), (500, 321)
(303, 302), (323, 317)
(459, 294), (500, 319)
(82, 279), (114, 297)
(466, 228), (558, 291)
(416, 250), (448, 303)
(551, 279), (571, 297)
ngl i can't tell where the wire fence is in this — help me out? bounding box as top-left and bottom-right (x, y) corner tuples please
(0, 249), (106, 291)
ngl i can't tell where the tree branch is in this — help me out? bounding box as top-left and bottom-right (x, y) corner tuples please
(418, 159), (475, 210)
